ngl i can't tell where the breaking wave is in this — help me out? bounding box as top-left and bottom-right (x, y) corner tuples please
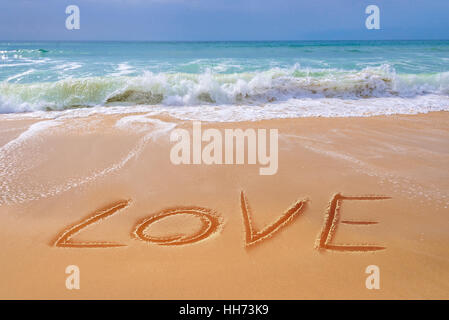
(0, 64), (448, 119)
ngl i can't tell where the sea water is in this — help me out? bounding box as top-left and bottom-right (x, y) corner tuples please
(1, 40), (448, 121)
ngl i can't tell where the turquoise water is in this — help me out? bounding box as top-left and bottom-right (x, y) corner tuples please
(1, 41), (449, 118)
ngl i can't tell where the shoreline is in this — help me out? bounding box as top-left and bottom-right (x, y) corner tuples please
(1, 105), (449, 121)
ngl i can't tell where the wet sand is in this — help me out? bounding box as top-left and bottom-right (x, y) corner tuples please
(0, 111), (448, 299)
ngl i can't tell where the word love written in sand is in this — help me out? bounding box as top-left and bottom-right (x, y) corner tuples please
(53, 192), (391, 252)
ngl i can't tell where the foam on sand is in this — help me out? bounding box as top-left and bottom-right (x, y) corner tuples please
(0, 115), (175, 206)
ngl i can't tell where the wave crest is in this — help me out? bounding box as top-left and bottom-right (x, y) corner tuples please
(1, 65), (449, 113)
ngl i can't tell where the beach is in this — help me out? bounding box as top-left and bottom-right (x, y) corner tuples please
(1, 40), (449, 299)
(0, 111), (448, 299)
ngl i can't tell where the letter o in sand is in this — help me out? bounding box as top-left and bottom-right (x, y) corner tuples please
(133, 207), (222, 245)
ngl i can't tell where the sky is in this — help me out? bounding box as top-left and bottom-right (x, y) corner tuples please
(0, 0), (448, 41)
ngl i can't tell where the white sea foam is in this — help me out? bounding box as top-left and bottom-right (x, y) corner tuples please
(0, 120), (60, 204)
(55, 62), (83, 72)
(5, 69), (36, 83)
(0, 65), (448, 121)
(110, 62), (135, 76)
(0, 115), (176, 205)
(1, 94), (449, 123)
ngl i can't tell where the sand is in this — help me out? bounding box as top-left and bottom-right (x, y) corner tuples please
(0, 111), (448, 299)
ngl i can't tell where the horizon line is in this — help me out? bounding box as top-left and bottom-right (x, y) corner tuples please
(1, 39), (449, 42)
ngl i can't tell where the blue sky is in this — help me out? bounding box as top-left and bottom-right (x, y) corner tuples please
(1, 0), (448, 41)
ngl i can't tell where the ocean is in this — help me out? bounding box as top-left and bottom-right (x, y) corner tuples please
(1, 40), (449, 121)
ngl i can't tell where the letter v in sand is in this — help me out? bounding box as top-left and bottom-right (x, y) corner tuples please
(240, 191), (307, 247)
